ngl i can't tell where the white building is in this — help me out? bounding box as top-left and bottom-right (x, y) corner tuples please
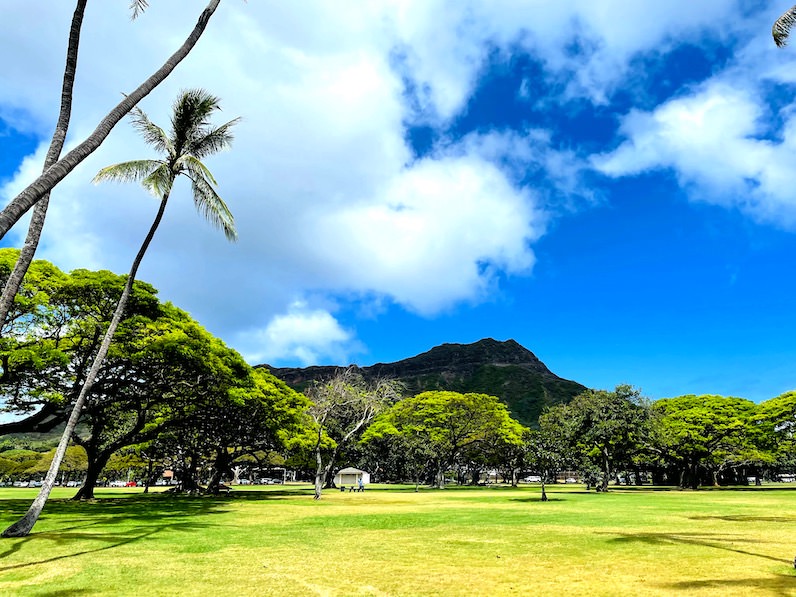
(333, 467), (370, 488)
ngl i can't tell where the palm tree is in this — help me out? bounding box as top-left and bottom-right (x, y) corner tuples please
(0, 0), (192, 333)
(0, 0), (223, 242)
(2, 88), (238, 537)
(0, 0), (86, 344)
(773, 5), (796, 47)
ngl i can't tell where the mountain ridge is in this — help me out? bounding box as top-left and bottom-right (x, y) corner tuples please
(260, 338), (586, 425)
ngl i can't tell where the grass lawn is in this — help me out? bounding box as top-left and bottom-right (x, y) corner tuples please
(0, 483), (795, 596)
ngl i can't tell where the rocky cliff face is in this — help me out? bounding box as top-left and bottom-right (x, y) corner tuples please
(260, 338), (586, 426)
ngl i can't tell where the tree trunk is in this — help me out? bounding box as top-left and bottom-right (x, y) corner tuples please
(313, 444), (325, 500)
(2, 195), (169, 537)
(322, 446), (341, 490)
(0, 0), (221, 242)
(0, 0), (86, 331)
(72, 452), (110, 500)
(206, 450), (231, 494)
(540, 475), (548, 502)
(434, 464), (446, 489)
(175, 453), (201, 493)
(600, 450), (611, 492)
(143, 458), (154, 494)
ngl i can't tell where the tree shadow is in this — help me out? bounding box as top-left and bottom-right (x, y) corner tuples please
(0, 492), (240, 570)
(605, 531), (792, 565)
(508, 497), (567, 503)
(662, 574), (796, 596)
(0, 522), (200, 572)
(688, 514), (796, 524)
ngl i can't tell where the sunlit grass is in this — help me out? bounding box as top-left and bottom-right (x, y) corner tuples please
(0, 484), (794, 595)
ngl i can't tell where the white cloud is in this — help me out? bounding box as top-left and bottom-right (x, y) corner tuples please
(593, 79), (796, 227)
(238, 301), (359, 366)
(303, 151), (543, 314)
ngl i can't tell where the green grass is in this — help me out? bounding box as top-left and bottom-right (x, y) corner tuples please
(0, 484), (795, 596)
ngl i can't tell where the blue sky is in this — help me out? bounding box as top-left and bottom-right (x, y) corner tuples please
(2, 1), (796, 402)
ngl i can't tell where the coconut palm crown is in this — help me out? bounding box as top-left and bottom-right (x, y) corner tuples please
(94, 88), (238, 241)
(773, 5), (796, 47)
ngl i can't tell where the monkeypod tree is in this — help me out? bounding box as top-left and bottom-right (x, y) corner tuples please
(547, 385), (649, 492)
(365, 391), (525, 489)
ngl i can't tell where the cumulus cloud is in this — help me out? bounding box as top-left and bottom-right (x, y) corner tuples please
(593, 79), (796, 227)
(238, 301), (359, 366)
(303, 152), (543, 314)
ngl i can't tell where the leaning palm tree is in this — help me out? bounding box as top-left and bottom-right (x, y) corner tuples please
(0, 0), (224, 342)
(773, 5), (796, 47)
(0, 0), (223, 242)
(2, 89), (239, 537)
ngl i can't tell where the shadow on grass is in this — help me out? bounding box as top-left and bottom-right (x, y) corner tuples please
(508, 497), (567, 503)
(605, 531), (792, 566)
(0, 491), (256, 570)
(0, 519), (208, 572)
(584, 485), (796, 493)
(660, 574), (796, 595)
(688, 514), (796, 524)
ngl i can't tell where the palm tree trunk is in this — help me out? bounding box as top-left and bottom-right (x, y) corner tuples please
(0, 0), (87, 331)
(2, 194), (170, 537)
(0, 0), (221, 241)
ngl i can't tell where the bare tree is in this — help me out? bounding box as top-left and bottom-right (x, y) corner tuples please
(307, 368), (399, 500)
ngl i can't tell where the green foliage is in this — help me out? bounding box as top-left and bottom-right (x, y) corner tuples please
(365, 390), (525, 486)
(651, 394), (763, 488)
(447, 365), (584, 425)
(542, 384), (649, 490)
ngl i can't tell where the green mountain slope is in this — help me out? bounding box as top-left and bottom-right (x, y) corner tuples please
(261, 338), (586, 426)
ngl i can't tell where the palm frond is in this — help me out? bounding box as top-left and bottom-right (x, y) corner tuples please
(130, 0), (148, 20)
(183, 157), (237, 242)
(773, 5), (796, 47)
(187, 118), (241, 159)
(129, 107), (171, 156)
(100, 88), (238, 242)
(141, 164), (175, 199)
(93, 159), (162, 185)
(179, 154), (218, 186)
(171, 89), (221, 145)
